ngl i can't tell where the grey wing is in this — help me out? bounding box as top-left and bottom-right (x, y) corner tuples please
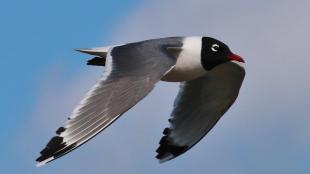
(36, 39), (182, 166)
(156, 62), (245, 162)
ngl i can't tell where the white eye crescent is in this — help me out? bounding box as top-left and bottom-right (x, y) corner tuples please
(211, 44), (220, 52)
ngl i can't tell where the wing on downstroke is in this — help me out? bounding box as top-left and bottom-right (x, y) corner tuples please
(156, 62), (245, 162)
(36, 39), (182, 166)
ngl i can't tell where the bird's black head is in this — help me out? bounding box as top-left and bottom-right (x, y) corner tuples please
(201, 37), (244, 70)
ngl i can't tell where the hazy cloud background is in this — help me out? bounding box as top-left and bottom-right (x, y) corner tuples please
(3, 0), (310, 173)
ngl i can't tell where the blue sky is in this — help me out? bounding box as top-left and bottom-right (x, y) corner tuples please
(0, 0), (144, 173)
(1, 0), (310, 174)
(0, 0), (142, 132)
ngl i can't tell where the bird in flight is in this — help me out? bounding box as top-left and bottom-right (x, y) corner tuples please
(36, 36), (245, 166)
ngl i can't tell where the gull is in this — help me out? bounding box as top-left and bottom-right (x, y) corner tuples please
(36, 36), (245, 166)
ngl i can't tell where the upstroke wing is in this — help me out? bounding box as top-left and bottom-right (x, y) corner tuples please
(156, 62), (245, 162)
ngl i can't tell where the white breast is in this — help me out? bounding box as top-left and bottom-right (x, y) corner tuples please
(161, 37), (207, 82)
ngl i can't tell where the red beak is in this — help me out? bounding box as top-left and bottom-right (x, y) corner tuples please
(229, 54), (245, 63)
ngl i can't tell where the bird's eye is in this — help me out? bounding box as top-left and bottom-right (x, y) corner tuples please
(211, 44), (220, 52)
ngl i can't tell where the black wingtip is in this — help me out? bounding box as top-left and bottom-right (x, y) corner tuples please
(56, 127), (66, 135)
(87, 57), (106, 66)
(36, 137), (78, 166)
(155, 133), (188, 162)
(156, 144), (188, 162)
(36, 136), (66, 162)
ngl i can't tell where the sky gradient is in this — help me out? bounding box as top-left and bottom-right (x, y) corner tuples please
(1, 0), (310, 174)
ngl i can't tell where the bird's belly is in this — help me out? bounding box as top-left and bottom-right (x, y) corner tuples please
(161, 61), (206, 82)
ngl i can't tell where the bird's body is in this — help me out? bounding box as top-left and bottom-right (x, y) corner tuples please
(36, 36), (245, 166)
(161, 37), (206, 82)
